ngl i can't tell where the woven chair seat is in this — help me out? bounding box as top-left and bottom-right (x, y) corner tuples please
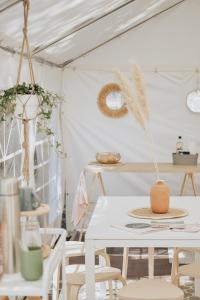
(65, 264), (121, 285)
(117, 279), (184, 300)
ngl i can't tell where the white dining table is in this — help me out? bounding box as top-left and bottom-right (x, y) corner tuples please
(85, 196), (200, 300)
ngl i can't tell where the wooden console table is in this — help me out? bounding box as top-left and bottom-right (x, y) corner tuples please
(86, 162), (200, 196)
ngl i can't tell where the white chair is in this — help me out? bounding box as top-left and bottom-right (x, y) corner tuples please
(117, 278), (184, 300)
(171, 247), (200, 285)
(65, 264), (126, 300)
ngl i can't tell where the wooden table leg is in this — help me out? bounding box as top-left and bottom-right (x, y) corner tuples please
(148, 247), (154, 279)
(190, 173), (197, 196)
(180, 173), (188, 196)
(97, 172), (106, 196)
(180, 173), (198, 196)
(122, 247), (129, 279)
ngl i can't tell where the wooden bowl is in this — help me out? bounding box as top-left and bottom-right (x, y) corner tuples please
(96, 152), (121, 164)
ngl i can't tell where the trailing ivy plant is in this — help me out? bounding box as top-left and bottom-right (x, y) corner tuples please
(0, 82), (63, 154)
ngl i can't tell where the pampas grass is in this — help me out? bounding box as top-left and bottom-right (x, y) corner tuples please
(115, 70), (145, 129)
(132, 64), (149, 121)
(115, 65), (160, 180)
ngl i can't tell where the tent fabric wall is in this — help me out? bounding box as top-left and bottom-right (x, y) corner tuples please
(70, 0), (200, 69)
(0, 49), (62, 91)
(63, 68), (200, 228)
(63, 0), (200, 229)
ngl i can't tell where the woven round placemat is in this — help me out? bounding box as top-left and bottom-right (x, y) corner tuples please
(128, 207), (188, 220)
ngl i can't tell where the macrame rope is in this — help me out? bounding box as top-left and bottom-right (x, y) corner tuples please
(16, 0), (36, 184)
(16, 0), (35, 86)
(22, 119), (30, 184)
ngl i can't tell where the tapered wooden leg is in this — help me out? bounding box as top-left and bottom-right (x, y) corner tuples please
(148, 247), (154, 279)
(190, 173), (197, 196)
(180, 173), (188, 196)
(122, 247), (129, 279)
(98, 172), (106, 196)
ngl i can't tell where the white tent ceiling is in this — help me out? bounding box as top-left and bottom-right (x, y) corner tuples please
(0, 0), (185, 67)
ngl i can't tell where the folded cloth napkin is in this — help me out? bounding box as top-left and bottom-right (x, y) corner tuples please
(71, 170), (89, 227)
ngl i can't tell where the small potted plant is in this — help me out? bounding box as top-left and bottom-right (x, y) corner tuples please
(0, 82), (63, 152)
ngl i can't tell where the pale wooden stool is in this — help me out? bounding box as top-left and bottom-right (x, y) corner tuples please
(65, 264), (126, 300)
(117, 278), (184, 300)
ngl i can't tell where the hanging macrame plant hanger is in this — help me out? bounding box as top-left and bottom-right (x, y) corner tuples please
(15, 0), (40, 185)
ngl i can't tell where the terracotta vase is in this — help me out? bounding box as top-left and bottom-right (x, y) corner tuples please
(150, 180), (170, 213)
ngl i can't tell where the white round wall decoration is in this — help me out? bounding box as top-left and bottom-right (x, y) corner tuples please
(187, 89), (200, 112)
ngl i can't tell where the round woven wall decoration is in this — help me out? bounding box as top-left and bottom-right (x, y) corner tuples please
(97, 83), (128, 118)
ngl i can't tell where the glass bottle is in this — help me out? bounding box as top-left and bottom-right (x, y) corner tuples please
(20, 217), (43, 281)
(176, 136), (183, 153)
